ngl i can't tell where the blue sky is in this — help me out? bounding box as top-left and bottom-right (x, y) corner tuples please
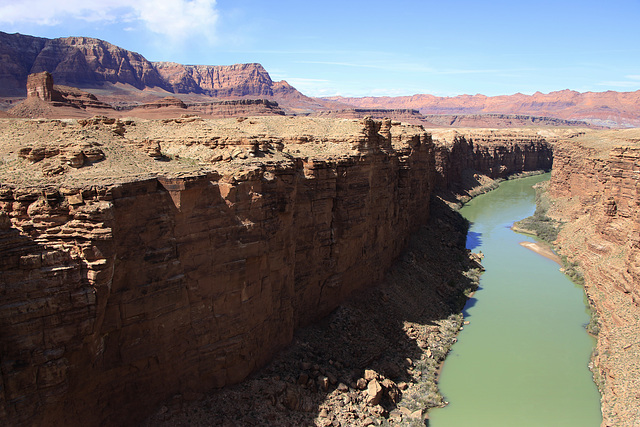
(1, 0), (639, 97)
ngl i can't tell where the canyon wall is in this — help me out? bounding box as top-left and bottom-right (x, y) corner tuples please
(547, 131), (640, 425)
(431, 130), (553, 192)
(0, 120), (554, 426)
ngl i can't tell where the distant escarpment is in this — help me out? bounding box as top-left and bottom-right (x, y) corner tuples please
(546, 130), (640, 426)
(422, 113), (594, 128)
(0, 118), (554, 426)
(0, 33), (164, 94)
(311, 109), (594, 129)
(153, 62), (279, 98)
(0, 31), (314, 112)
(308, 108), (431, 127)
(330, 90), (640, 128)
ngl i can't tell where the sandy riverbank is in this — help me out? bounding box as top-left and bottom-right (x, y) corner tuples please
(519, 241), (562, 265)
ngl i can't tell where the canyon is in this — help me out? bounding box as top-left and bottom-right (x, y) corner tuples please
(0, 30), (639, 427)
(547, 131), (640, 425)
(0, 115), (555, 426)
(0, 110), (638, 425)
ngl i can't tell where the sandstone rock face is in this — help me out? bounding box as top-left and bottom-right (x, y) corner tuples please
(153, 62), (280, 97)
(0, 118), (556, 426)
(0, 31), (48, 96)
(547, 131), (640, 426)
(0, 31), (313, 114)
(26, 71), (56, 101)
(30, 36), (166, 90)
(133, 96), (187, 110)
(186, 99), (285, 118)
(431, 130), (554, 191)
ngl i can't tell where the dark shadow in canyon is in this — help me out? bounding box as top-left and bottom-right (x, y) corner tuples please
(147, 195), (483, 426)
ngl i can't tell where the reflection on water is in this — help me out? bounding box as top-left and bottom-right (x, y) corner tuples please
(429, 174), (601, 427)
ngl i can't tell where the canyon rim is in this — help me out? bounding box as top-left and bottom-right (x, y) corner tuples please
(0, 32), (639, 427)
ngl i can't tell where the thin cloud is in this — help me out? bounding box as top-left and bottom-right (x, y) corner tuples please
(0, 0), (219, 44)
(597, 81), (640, 88)
(298, 60), (505, 76)
(597, 74), (640, 88)
(298, 60), (436, 73)
(284, 78), (331, 83)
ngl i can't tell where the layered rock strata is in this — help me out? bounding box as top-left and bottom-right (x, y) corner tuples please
(430, 129), (554, 194)
(0, 118), (555, 426)
(0, 32), (308, 110)
(185, 99), (286, 118)
(547, 129), (640, 426)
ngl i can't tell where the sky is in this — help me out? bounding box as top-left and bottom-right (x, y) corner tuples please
(1, 0), (639, 98)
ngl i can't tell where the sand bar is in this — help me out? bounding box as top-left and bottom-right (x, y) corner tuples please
(519, 241), (562, 265)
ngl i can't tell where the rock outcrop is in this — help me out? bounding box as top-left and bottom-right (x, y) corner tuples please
(546, 129), (640, 426)
(10, 72), (113, 118)
(0, 118), (555, 426)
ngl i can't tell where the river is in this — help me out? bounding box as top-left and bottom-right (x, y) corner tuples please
(429, 174), (602, 426)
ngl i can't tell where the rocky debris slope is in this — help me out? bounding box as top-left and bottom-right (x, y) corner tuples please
(9, 72), (288, 121)
(546, 129), (640, 426)
(0, 117), (556, 426)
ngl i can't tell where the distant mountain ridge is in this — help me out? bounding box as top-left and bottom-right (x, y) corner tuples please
(1, 31), (639, 126)
(329, 90), (640, 128)
(0, 31), (325, 112)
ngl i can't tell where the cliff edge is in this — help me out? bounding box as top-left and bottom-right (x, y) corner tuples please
(0, 117), (555, 426)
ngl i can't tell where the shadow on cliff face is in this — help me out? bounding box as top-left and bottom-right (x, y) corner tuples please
(0, 216), (94, 427)
(145, 196), (483, 427)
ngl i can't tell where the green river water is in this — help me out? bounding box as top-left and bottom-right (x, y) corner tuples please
(429, 174), (602, 426)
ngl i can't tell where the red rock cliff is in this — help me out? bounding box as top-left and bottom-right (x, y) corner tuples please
(0, 118), (555, 426)
(431, 129), (554, 192)
(547, 130), (640, 425)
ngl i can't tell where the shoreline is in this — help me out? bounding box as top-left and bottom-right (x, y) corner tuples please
(518, 241), (562, 265)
